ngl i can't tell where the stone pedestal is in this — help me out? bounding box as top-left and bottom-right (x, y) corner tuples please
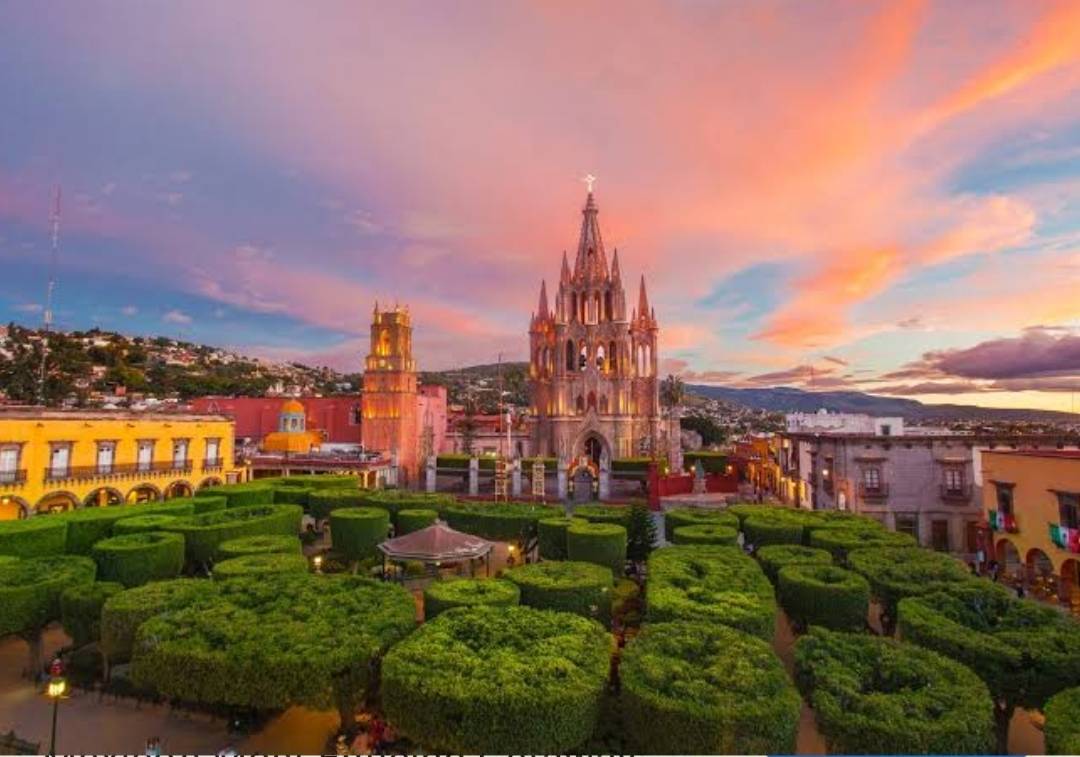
(511, 460), (522, 497)
(425, 456), (436, 493)
(599, 464), (610, 500)
(557, 459), (569, 501)
(468, 457), (479, 496)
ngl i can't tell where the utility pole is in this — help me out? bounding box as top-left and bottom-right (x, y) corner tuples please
(38, 186), (61, 406)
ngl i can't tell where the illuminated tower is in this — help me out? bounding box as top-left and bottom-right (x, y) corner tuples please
(362, 303), (420, 481)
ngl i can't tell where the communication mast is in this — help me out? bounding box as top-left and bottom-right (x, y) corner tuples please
(38, 186), (61, 405)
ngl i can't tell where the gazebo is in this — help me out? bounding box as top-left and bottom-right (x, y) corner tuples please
(378, 522), (495, 579)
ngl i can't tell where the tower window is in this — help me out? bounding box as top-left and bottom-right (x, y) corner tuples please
(605, 291), (613, 320)
(596, 344), (605, 369)
(609, 340), (617, 373)
(576, 395), (585, 414)
(566, 340), (575, 371)
(579, 342), (588, 370)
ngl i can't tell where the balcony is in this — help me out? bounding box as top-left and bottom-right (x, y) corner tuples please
(43, 460), (194, 484)
(988, 509), (1018, 534)
(940, 483), (973, 503)
(858, 482), (890, 500)
(0, 469), (27, 489)
(203, 457), (225, 472)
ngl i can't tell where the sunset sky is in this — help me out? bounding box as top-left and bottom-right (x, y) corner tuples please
(0, 1), (1078, 412)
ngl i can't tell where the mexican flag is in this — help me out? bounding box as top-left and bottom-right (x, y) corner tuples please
(1050, 523), (1068, 548)
(989, 510), (1003, 532)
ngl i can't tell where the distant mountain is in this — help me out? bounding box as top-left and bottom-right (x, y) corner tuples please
(686, 384), (1078, 423)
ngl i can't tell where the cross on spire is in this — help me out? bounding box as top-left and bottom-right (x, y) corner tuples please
(582, 173), (597, 194)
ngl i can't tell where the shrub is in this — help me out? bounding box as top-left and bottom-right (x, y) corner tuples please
(162, 504), (302, 565)
(0, 517), (68, 558)
(537, 517), (586, 561)
(808, 526), (915, 564)
(503, 560), (613, 625)
(112, 514), (179, 535)
(382, 605), (611, 753)
(756, 544), (832, 583)
(612, 457), (654, 474)
(196, 482), (274, 509)
(272, 485), (312, 507)
(571, 504), (630, 526)
(897, 580), (1080, 750)
(566, 522), (626, 575)
(777, 564), (869, 632)
(663, 506), (738, 541)
(1044, 686), (1080, 755)
(847, 545), (973, 623)
(682, 451), (729, 474)
(130, 574), (415, 719)
(359, 489), (458, 524)
(0, 555), (97, 637)
(101, 578), (217, 663)
(167, 495), (226, 515)
(621, 621), (799, 754)
(92, 532), (185, 588)
(216, 534), (301, 561)
(444, 502), (562, 542)
(308, 489), (366, 521)
(61, 581), (124, 647)
(330, 507), (390, 561)
(212, 553), (309, 580)
(396, 508), (437, 535)
(423, 578), (520, 619)
(794, 627), (994, 754)
(671, 524), (738, 546)
(625, 501), (658, 563)
(742, 514), (805, 547)
(55, 500), (197, 555)
(726, 502), (782, 525)
(270, 474), (358, 489)
(646, 545), (775, 640)
(435, 453), (470, 469)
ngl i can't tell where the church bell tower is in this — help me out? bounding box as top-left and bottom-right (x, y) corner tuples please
(362, 303), (419, 481)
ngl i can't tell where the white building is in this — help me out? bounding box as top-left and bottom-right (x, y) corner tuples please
(786, 409), (903, 436)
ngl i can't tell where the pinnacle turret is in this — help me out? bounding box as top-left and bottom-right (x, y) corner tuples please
(637, 274), (650, 318)
(536, 280), (549, 320)
(560, 251), (571, 285)
(610, 248), (622, 281)
(574, 191), (608, 281)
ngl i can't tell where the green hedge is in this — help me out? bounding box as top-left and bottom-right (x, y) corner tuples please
(777, 564), (869, 632)
(61, 581), (123, 647)
(725, 502), (775, 525)
(683, 451), (729, 474)
(0, 555), (97, 637)
(212, 552), (309, 580)
(196, 482), (274, 508)
(444, 502), (562, 542)
(269, 474), (357, 490)
(382, 605), (611, 753)
(396, 509), (437, 535)
(101, 578), (217, 663)
(847, 546), (974, 621)
(359, 489), (458, 525)
(897, 580), (1080, 747)
(330, 507), (390, 561)
(571, 504), (630, 526)
(162, 504), (302, 565)
(671, 524), (738, 546)
(621, 621), (799, 754)
(742, 515), (805, 547)
(663, 507), (739, 541)
(423, 578), (520, 619)
(91, 532), (185, 588)
(435, 453), (471, 469)
(502, 560), (613, 625)
(756, 544), (832, 583)
(112, 514), (180, 536)
(522, 456), (556, 469)
(646, 545), (775, 640)
(1045, 686), (1080, 754)
(169, 495), (227, 515)
(54, 500), (197, 555)
(216, 534), (301, 561)
(808, 526), (916, 564)
(272, 485), (312, 507)
(537, 517), (586, 561)
(566, 522), (626, 575)
(130, 574), (416, 712)
(0, 518), (68, 558)
(612, 457), (663, 474)
(308, 489), (366, 521)
(794, 627), (994, 754)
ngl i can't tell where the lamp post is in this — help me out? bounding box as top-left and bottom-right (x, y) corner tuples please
(46, 657), (67, 757)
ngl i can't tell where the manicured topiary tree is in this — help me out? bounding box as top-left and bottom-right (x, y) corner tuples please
(444, 502), (563, 549)
(756, 544), (832, 583)
(566, 522), (626, 576)
(91, 531), (185, 588)
(671, 524), (738, 546)
(621, 621), (800, 754)
(847, 545), (973, 633)
(166, 495), (227, 515)
(330, 507), (390, 562)
(101, 579), (217, 665)
(272, 484), (313, 507)
(56, 500), (197, 554)
(725, 502), (774, 524)
(742, 514), (805, 547)
(1044, 686), (1080, 755)
(571, 504), (630, 526)
(308, 489), (366, 521)
(503, 560), (614, 625)
(0, 517), (68, 558)
(196, 481), (274, 508)
(663, 507), (738, 542)
(625, 501), (658, 565)
(216, 534), (301, 561)
(61, 581), (124, 647)
(0, 555), (96, 675)
(396, 509), (437, 535)
(382, 605), (611, 753)
(212, 552), (309, 580)
(794, 627), (994, 754)
(162, 504), (302, 565)
(777, 564), (869, 632)
(808, 526), (915, 564)
(537, 517), (586, 561)
(646, 545), (775, 640)
(423, 578), (520, 619)
(112, 514), (180, 535)
(898, 580), (1080, 750)
(360, 490), (458, 525)
(130, 574), (416, 729)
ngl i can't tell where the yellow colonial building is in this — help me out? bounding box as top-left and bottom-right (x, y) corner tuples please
(0, 408), (243, 520)
(982, 449), (1080, 602)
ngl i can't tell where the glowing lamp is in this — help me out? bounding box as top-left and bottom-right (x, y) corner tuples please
(47, 678), (67, 699)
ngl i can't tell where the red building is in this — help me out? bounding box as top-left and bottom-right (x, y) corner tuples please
(189, 395), (362, 445)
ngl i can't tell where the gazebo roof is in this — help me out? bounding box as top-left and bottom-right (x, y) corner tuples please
(378, 522), (494, 563)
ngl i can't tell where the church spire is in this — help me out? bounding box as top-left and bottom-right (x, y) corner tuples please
(536, 280), (549, 319)
(574, 190), (608, 281)
(610, 248), (622, 281)
(560, 250), (571, 285)
(637, 274), (650, 319)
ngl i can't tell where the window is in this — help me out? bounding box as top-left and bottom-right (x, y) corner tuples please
(575, 395), (584, 414)
(579, 343), (588, 371)
(137, 440), (154, 472)
(822, 456), (833, 493)
(609, 340), (617, 373)
(1059, 492), (1080, 530)
(0, 446), (19, 483)
(879, 424), (892, 436)
(862, 466), (881, 491)
(896, 514), (919, 541)
(96, 442), (115, 474)
(49, 443), (71, 479)
(995, 483), (1014, 516)
(931, 519), (950, 552)
(944, 467), (965, 493)
(205, 438), (220, 465)
(349, 404), (362, 425)
(172, 440), (189, 469)
(565, 340), (575, 371)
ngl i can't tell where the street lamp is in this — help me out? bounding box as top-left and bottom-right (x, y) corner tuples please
(312, 554), (323, 574)
(46, 658), (67, 757)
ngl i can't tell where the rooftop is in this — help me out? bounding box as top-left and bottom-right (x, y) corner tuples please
(0, 406), (231, 422)
(984, 449), (1080, 460)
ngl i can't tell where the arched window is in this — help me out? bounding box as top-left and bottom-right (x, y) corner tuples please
(571, 292), (578, 322)
(593, 292), (602, 323)
(599, 395), (608, 413)
(644, 344), (652, 376)
(576, 395), (585, 414)
(566, 340), (575, 371)
(587, 391), (597, 411)
(595, 344), (605, 370)
(542, 347), (550, 376)
(609, 340), (617, 373)
(604, 291), (613, 321)
(579, 342), (588, 371)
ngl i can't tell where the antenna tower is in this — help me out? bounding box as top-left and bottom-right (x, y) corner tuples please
(38, 186), (61, 405)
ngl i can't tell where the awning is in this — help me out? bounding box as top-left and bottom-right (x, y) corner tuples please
(378, 522), (494, 563)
